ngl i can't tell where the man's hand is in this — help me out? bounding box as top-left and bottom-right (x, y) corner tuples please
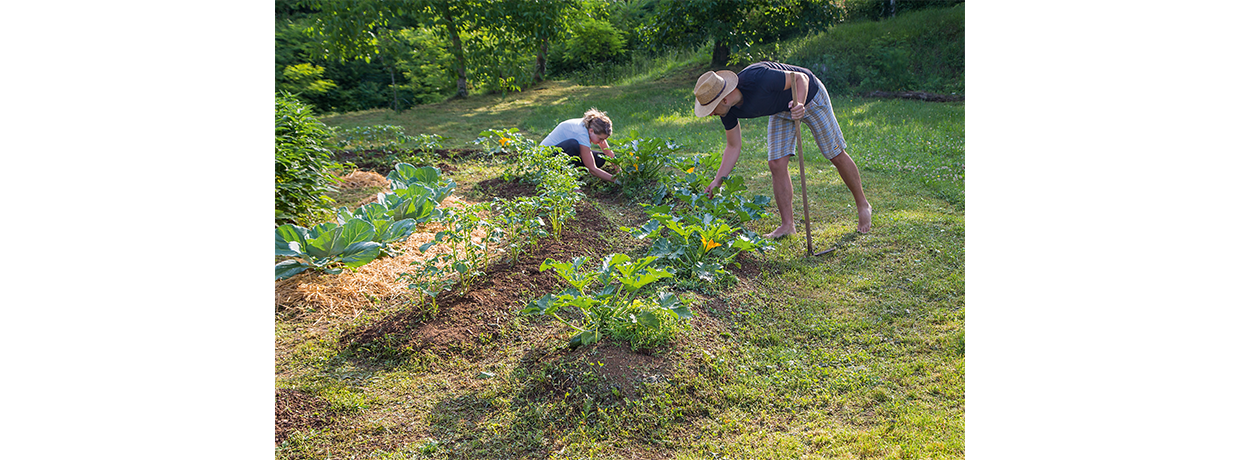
(705, 177), (723, 197)
(788, 100), (805, 120)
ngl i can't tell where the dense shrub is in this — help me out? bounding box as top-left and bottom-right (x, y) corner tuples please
(842, 0), (964, 22)
(275, 93), (340, 225)
(548, 17), (628, 74)
(787, 5), (964, 95)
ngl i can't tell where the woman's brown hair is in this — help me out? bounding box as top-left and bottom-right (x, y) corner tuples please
(581, 108), (612, 136)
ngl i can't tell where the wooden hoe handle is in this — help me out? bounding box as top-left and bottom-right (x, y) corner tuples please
(793, 86), (813, 256)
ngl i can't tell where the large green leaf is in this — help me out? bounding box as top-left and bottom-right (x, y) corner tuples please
(275, 224), (308, 257)
(305, 223), (342, 258)
(275, 259), (309, 280)
(637, 311), (661, 328)
(337, 241), (382, 268)
(388, 163), (441, 190)
(339, 218), (377, 246)
(377, 218), (418, 244)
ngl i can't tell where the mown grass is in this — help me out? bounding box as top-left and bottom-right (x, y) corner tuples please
(285, 52), (964, 458)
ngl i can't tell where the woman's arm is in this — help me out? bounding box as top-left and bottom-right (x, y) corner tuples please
(597, 139), (616, 158)
(580, 144), (615, 183)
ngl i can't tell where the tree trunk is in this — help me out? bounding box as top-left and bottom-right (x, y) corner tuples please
(390, 67), (399, 111)
(534, 40), (548, 83)
(376, 53), (399, 111)
(711, 41), (730, 68)
(442, 9), (469, 98)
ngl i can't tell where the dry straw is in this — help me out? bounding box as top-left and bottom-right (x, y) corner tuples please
(275, 184), (495, 318)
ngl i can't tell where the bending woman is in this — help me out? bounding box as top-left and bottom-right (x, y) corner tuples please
(539, 108), (616, 183)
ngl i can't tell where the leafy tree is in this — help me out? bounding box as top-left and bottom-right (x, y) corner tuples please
(278, 63), (338, 96)
(491, 0), (577, 82)
(640, 0), (840, 67)
(301, 0), (540, 99)
(642, 0), (752, 67)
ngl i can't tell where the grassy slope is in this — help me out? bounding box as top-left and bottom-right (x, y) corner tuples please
(286, 24), (964, 460)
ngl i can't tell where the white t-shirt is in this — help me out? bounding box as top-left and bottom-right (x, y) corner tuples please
(539, 118), (591, 148)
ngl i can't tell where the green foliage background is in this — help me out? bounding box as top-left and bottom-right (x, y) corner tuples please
(276, 0), (964, 114)
(275, 93), (339, 225)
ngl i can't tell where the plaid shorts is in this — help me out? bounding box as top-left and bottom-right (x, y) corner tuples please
(767, 78), (847, 161)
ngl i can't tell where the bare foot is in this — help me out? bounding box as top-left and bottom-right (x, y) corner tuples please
(764, 224), (796, 240)
(857, 205), (872, 234)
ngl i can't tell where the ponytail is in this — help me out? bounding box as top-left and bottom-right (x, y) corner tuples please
(581, 108), (612, 136)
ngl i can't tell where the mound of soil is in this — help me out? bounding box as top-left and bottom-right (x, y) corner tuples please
(341, 179), (620, 357)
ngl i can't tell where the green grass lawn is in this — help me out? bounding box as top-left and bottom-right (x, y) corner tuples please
(282, 65), (964, 459)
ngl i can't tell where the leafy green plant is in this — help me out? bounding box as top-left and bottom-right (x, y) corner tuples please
(475, 128), (573, 187)
(276, 92), (341, 225)
(399, 202), (498, 309)
(656, 168), (771, 227)
(491, 196), (548, 266)
(333, 201), (428, 257)
(532, 150), (585, 240)
(625, 209), (772, 283)
(522, 254), (691, 350)
(387, 163), (456, 203)
(275, 220), (383, 280)
(607, 134), (684, 199)
(474, 128), (532, 156)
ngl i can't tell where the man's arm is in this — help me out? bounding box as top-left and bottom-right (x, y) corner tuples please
(706, 125), (743, 195)
(784, 70), (809, 119)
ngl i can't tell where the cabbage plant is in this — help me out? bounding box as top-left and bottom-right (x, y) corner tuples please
(275, 220), (383, 280)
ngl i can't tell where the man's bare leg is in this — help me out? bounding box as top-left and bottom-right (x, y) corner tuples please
(829, 150), (871, 233)
(766, 155), (797, 239)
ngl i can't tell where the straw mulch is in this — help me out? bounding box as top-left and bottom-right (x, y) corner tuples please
(337, 170), (391, 189)
(275, 194), (495, 318)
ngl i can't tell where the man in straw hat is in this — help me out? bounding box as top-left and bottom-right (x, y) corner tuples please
(694, 61), (871, 237)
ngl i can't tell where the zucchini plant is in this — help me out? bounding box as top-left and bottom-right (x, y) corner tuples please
(522, 254), (692, 350)
(625, 209), (772, 283)
(608, 134), (684, 199)
(275, 220), (383, 280)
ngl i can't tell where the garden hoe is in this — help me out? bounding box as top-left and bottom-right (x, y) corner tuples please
(792, 87), (835, 258)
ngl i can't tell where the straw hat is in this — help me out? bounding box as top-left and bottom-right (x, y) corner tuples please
(693, 70), (738, 117)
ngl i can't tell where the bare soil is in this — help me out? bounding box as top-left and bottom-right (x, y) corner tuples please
(275, 389), (330, 445)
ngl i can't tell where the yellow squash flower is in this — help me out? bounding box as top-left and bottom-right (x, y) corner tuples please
(686, 166), (695, 174)
(499, 137), (511, 146)
(703, 237), (722, 252)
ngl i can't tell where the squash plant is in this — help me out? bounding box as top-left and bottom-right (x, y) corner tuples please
(656, 173), (771, 227)
(275, 220), (383, 280)
(522, 254), (691, 349)
(625, 209), (772, 283)
(607, 134), (684, 199)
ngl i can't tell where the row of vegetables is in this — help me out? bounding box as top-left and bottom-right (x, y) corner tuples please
(275, 127), (776, 349)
